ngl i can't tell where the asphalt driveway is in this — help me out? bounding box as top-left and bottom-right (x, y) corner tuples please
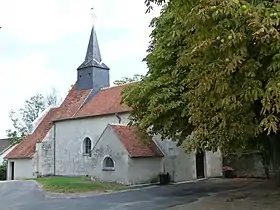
(0, 178), (256, 210)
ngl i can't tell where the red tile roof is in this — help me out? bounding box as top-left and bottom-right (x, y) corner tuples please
(73, 84), (132, 119)
(53, 83), (91, 121)
(110, 124), (164, 158)
(6, 82), (134, 159)
(6, 108), (58, 159)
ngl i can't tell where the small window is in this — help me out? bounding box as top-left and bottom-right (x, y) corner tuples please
(102, 156), (115, 171)
(83, 137), (92, 155)
(79, 74), (82, 78)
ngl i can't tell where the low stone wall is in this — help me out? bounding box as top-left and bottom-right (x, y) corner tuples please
(223, 153), (270, 178)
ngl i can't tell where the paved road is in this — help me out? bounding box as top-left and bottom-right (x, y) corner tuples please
(0, 179), (253, 210)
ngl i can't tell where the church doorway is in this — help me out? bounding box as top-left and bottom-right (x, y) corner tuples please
(196, 150), (205, 179)
(10, 162), (14, 180)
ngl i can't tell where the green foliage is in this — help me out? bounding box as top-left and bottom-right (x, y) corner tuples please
(20, 94), (46, 133)
(0, 162), (7, 180)
(144, 0), (166, 13)
(123, 0), (280, 154)
(6, 90), (61, 144)
(113, 74), (144, 85)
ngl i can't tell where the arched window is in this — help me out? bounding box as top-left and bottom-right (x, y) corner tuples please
(102, 156), (115, 171)
(83, 137), (92, 155)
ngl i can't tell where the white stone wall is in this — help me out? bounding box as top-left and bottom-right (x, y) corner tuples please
(223, 153), (267, 178)
(7, 158), (36, 180)
(127, 157), (162, 185)
(53, 113), (207, 183)
(6, 160), (11, 180)
(6, 128), (56, 180)
(205, 150), (223, 178)
(174, 153), (196, 182)
(54, 113), (130, 176)
(91, 125), (130, 185)
(36, 127), (55, 176)
(153, 138), (196, 182)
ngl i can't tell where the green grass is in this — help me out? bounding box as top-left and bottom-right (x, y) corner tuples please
(35, 176), (127, 193)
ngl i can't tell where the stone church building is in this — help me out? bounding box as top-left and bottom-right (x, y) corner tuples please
(5, 25), (222, 185)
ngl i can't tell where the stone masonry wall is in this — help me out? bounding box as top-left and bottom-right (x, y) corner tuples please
(36, 127), (55, 176)
(223, 153), (268, 178)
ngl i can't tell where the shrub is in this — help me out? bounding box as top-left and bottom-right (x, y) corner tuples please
(0, 162), (7, 180)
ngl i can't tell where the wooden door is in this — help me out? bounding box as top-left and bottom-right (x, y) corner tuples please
(196, 151), (205, 179)
(11, 162), (14, 180)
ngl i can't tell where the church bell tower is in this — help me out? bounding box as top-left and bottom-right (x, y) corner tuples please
(76, 25), (110, 91)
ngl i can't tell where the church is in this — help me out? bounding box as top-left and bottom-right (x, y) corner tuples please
(5, 25), (223, 185)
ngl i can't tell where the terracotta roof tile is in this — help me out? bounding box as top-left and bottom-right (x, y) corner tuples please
(53, 83), (91, 121)
(6, 108), (58, 159)
(6, 82), (134, 158)
(73, 84), (132, 119)
(110, 124), (164, 158)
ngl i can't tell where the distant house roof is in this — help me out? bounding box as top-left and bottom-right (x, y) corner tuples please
(110, 124), (164, 158)
(5, 108), (58, 159)
(0, 138), (12, 154)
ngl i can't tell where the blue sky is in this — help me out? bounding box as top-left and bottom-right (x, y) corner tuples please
(0, 0), (160, 138)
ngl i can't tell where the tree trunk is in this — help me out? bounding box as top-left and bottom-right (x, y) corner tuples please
(269, 135), (280, 184)
(261, 153), (270, 179)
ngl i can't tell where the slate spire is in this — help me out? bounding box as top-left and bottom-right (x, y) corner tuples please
(77, 25), (109, 70)
(76, 24), (110, 91)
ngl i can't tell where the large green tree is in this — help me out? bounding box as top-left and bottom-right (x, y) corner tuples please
(123, 0), (280, 160)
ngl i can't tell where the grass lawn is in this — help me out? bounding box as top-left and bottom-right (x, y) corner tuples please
(35, 176), (127, 193)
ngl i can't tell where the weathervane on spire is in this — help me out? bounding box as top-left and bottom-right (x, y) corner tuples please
(90, 7), (96, 24)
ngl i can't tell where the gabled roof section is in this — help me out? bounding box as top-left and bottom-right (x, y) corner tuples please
(0, 138), (12, 154)
(77, 25), (109, 70)
(110, 124), (164, 158)
(5, 108), (58, 159)
(53, 83), (92, 121)
(73, 84), (132, 119)
(6, 82), (92, 159)
(30, 105), (59, 134)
